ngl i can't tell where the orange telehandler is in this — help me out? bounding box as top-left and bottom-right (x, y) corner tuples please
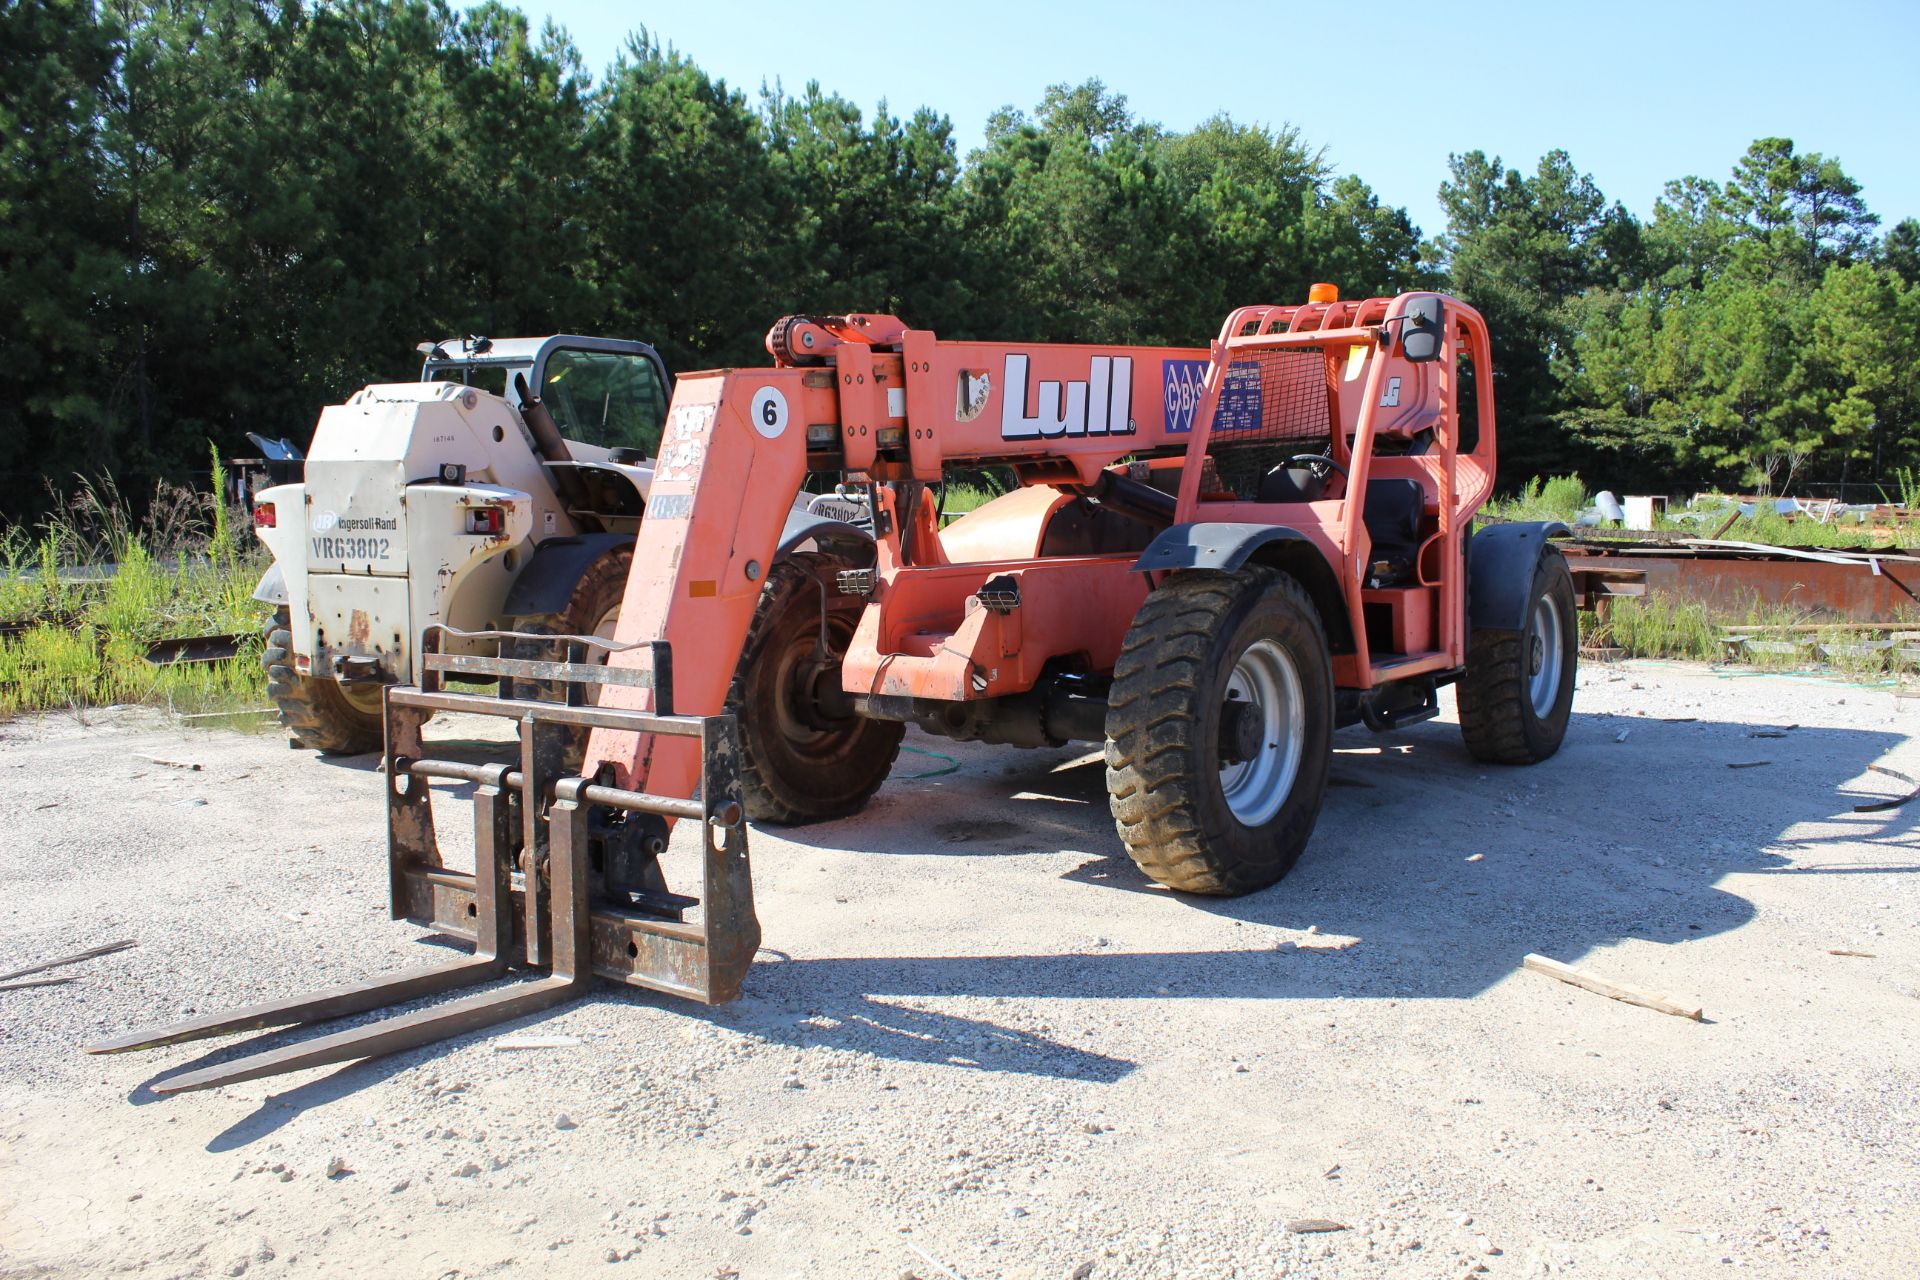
(94, 288), (1612, 1091)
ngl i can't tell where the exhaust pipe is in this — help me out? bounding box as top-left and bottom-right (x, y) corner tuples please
(513, 372), (573, 464)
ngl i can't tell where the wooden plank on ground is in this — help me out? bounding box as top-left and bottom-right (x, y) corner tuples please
(1522, 953), (1703, 1021)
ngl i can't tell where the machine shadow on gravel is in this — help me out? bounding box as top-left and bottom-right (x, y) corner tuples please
(769, 706), (1907, 1013)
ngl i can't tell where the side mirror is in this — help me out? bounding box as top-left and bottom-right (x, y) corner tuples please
(1401, 295), (1445, 363)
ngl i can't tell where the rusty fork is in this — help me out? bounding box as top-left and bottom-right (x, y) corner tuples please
(87, 630), (759, 1094)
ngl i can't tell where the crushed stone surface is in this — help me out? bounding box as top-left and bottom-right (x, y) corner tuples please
(2, 661), (1917, 1278)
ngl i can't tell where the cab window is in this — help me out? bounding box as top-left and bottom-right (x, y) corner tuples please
(541, 348), (668, 455)
(424, 364), (509, 397)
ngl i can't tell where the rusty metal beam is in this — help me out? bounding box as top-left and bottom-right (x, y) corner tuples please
(1562, 541), (1918, 621)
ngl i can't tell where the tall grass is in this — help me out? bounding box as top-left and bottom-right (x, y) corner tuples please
(1891, 467), (1920, 511)
(940, 482), (999, 519)
(0, 454), (271, 720)
(1584, 595), (1920, 681)
(1584, 596), (1722, 662)
(1693, 503), (1916, 550)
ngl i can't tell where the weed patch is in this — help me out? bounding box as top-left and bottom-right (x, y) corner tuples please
(1583, 595), (1920, 680)
(0, 458), (270, 720)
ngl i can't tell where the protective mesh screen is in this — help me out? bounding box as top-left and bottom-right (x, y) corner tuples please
(1203, 349), (1333, 499)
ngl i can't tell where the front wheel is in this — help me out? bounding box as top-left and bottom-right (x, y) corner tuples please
(504, 546), (634, 764)
(1457, 548), (1577, 764)
(1105, 568), (1333, 895)
(726, 551), (904, 825)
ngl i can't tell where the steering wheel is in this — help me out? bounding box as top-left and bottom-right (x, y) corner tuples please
(1285, 452), (1349, 480)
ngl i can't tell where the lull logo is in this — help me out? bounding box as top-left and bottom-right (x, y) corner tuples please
(999, 354), (1133, 440)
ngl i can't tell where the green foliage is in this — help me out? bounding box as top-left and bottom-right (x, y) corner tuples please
(1486, 474), (1588, 523)
(939, 483), (997, 519)
(1536, 474), (1588, 518)
(1585, 596), (1920, 681)
(952, 88), (1436, 348)
(1884, 219), (1920, 286)
(1893, 467), (1920, 510)
(4, 4), (1918, 522)
(1719, 138), (1879, 281)
(1437, 150), (1639, 478)
(1585, 597), (1722, 662)
(763, 82), (971, 330)
(1549, 138), (1914, 493)
(0, 0), (122, 501)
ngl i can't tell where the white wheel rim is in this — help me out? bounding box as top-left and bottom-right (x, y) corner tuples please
(1528, 594), (1564, 718)
(1218, 638), (1305, 827)
(593, 604), (621, 646)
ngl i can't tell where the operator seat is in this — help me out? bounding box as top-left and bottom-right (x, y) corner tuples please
(1254, 464), (1425, 586)
(1360, 478), (1425, 587)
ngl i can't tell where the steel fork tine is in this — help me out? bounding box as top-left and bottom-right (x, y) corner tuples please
(149, 976), (576, 1094)
(148, 779), (598, 1092)
(84, 635), (757, 1095)
(91, 773), (518, 1057)
(85, 955), (507, 1055)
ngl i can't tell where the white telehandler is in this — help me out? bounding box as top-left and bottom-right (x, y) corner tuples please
(250, 335), (875, 759)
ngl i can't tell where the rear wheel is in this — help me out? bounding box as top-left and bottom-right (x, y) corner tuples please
(727, 551), (903, 824)
(263, 606), (383, 754)
(1458, 548), (1577, 764)
(1105, 568), (1333, 895)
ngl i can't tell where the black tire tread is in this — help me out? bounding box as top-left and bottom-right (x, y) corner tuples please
(1457, 628), (1533, 763)
(1457, 550), (1577, 765)
(1105, 568), (1326, 895)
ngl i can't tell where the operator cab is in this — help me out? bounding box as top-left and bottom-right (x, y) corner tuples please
(1150, 291), (1468, 669)
(419, 335), (671, 460)
(420, 334), (670, 530)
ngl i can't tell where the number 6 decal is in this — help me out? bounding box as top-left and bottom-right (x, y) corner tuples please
(750, 386), (789, 439)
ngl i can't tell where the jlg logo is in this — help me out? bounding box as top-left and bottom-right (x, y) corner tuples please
(999, 354), (1134, 440)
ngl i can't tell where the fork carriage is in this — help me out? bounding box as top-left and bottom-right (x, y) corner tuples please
(87, 628), (758, 1093)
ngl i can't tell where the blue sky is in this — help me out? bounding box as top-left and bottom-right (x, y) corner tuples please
(517, 1), (1918, 241)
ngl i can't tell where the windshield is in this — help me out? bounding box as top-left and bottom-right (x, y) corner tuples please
(422, 363), (514, 398)
(541, 348), (668, 455)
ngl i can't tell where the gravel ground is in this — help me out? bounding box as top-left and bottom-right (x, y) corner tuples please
(2, 660), (1918, 1280)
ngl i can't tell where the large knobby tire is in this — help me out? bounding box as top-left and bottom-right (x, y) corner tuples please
(1458, 548), (1577, 764)
(726, 551), (903, 825)
(1105, 568), (1334, 895)
(505, 546), (634, 764)
(263, 606), (383, 754)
